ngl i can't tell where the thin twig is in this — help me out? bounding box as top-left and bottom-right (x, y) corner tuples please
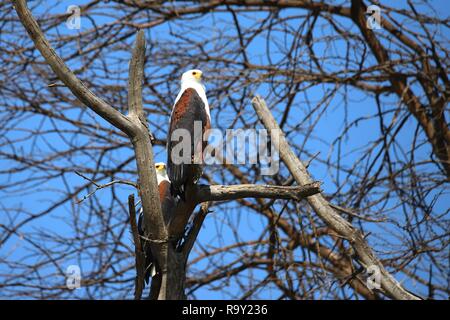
(75, 171), (138, 203)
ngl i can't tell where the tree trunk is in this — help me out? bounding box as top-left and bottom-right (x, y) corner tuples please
(153, 244), (187, 300)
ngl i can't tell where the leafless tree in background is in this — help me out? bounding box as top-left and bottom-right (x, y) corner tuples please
(0, 0), (448, 299)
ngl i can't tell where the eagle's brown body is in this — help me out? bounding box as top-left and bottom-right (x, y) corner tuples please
(167, 87), (211, 199)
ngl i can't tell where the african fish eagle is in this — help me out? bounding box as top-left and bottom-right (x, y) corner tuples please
(167, 69), (211, 199)
(138, 162), (172, 284)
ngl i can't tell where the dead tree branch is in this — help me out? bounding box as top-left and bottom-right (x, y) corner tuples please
(251, 95), (421, 300)
(195, 182), (322, 203)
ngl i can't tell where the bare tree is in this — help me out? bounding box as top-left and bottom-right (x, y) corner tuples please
(0, 0), (448, 300)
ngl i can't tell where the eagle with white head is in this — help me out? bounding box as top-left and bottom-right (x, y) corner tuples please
(138, 162), (173, 284)
(167, 69), (211, 200)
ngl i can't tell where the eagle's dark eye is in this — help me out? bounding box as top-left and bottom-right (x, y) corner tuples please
(192, 72), (197, 75)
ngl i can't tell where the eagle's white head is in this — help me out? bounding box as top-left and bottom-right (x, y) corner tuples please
(175, 69), (210, 119)
(155, 162), (169, 184)
(181, 69), (203, 84)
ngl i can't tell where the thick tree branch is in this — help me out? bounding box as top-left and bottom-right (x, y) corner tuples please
(128, 30), (146, 120)
(195, 182), (322, 203)
(127, 29), (166, 248)
(127, 30), (168, 299)
(251, 95), (421, 300)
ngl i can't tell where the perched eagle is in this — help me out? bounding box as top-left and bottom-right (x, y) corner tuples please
(167, 69), (211, 199)
(138, 162), (172, 284)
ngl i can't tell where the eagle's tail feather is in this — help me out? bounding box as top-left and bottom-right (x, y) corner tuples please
(168, 163), (187, 200)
